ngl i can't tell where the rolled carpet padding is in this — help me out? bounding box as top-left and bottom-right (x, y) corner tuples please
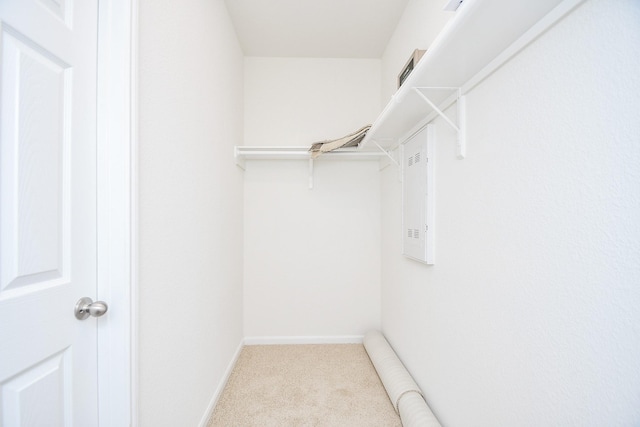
(398, 391), (441, 427)
(363, 330), (422, 411)
(363, 330), (442, 427)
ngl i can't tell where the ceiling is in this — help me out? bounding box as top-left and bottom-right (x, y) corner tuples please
(223, 0), (410, 58)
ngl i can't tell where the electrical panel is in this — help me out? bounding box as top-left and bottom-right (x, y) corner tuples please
(402, 125), (435, 264)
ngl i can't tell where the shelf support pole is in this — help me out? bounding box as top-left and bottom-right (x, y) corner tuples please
(413, 87), (466, 159)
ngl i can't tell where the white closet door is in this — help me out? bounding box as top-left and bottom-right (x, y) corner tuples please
(0, 0), (101, 425)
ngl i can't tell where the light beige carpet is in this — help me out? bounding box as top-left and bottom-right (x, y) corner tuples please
(207, 344), (402, 427)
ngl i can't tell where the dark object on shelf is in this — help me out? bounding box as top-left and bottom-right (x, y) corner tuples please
(398, 49), (426, 88)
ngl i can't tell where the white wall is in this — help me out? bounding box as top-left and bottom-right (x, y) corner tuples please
(243, 58), (382, 340)
(381, 0), (640, 425)
(137, 1), (244, 425)
(245, 57), (381, 146)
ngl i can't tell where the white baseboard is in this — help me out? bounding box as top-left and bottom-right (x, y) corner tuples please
(243, 335), (364, 345)
(197, 339), (244, 427)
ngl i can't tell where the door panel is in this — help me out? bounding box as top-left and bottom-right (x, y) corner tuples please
(0, 0), (99, 425)
(1, 26), (70, 294)
(1, 348), (71, 427)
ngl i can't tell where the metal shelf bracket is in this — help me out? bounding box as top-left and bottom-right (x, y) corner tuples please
(413, 87), (466, 159)
(234, 146), (246, 170)
(371, 139), (400, 168)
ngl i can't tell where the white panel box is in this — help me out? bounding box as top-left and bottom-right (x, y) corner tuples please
(402, 125), (435, 264)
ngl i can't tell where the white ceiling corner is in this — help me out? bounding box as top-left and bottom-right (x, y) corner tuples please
(223, 0), (410, 58)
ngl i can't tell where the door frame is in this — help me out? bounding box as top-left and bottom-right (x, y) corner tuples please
(96, 0), (138, 425)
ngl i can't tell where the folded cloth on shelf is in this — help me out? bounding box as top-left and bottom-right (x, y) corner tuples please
(309, 125), (371, 158)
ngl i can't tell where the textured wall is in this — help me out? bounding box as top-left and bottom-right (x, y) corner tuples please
(137, 0), (244, 425)
(381, 0), (640, 425)
(243, 58), (382, 340)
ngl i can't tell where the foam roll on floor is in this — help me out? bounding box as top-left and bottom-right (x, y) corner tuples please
(398, 391), (441, 427)
(363, 330), (441, 427)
